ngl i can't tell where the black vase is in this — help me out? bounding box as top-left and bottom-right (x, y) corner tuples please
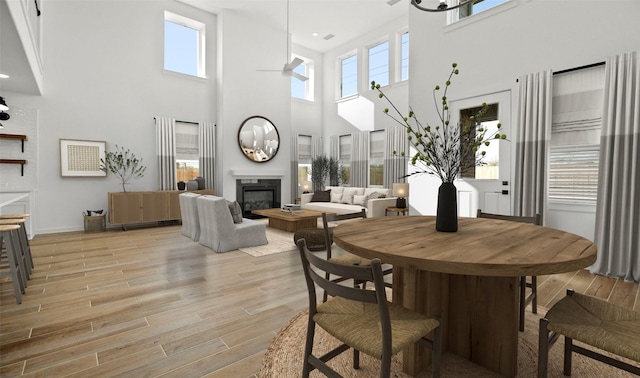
(177, 181), (186, 190)
(436, 182), (458, 232)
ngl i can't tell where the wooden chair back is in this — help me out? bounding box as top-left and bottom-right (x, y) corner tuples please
(477, 209), (542, 226)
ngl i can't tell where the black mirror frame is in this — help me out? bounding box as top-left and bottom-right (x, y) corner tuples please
(237, 115), (280, 163)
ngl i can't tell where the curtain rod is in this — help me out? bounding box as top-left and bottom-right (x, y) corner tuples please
(553, 61), (605, 76)
(516, 61), (606, 82)
(153, 117), (199, 125)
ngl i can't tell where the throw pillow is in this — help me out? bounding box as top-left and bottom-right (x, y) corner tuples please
(340, 188), (360, 204)
(311, 189), (331, 202)
(227, 200), (243, 224)
(368, 192), (387, 200)
(330, 192), (343, 203)
(353, 194), (368, 206)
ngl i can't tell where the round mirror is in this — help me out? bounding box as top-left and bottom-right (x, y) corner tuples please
(238, 115), (280, 162)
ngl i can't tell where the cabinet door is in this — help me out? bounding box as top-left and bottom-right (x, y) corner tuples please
(168, 191), (182, 220)
(109, 193), (143, 224)
(141, 192), (170, 222)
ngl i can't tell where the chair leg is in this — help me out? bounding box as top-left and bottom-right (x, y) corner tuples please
(519, 276), (526, 332)
(302, 319), (316, 378)
(563, 337), (573, 376)
(531, 276), (538, 314)
(432, 322), (442, 378)
(353, 349), (360, 369)
(538, 318), (550, 378)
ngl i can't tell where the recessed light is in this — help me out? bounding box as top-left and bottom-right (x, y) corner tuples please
(312, 32), (318, 37)
(387, 0), (401, 5)
(0, 74), (9, 79)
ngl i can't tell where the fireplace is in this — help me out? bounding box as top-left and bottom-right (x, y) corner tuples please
(236, 179), (281, 218)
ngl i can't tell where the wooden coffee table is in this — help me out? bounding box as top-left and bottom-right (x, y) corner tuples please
(251, 208), (329, 233)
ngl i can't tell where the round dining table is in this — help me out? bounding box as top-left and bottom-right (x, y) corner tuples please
(332, 215), (597, 377)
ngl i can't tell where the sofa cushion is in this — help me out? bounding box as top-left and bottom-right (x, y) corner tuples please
(330, 192), (343, 203)
(364, 187), (393, 197)
(227, 200), (243, 224)
(327, 186), (344, 195)
(341, 188), (364, 204)
(311, 189), (331, 202)
(353, 194), (368, 206)
(304, 202), (366, 215)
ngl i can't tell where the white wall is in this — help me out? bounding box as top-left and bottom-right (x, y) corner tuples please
(2, 0), (322, 234)
(405, 0), (640, 240)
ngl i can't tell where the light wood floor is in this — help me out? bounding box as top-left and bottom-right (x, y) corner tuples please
(1, 224), (638, 377)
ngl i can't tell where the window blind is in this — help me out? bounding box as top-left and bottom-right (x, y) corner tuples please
(548, 145), (599, 203)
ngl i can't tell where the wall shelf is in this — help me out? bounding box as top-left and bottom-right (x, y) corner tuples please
(0, 133), (28, 152)
(0, 159), (27, 176)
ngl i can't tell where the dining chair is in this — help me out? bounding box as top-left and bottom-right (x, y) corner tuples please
(477, 209), (542, 332)
(296, 238), (442, 378)
(322, 210), (392, 302)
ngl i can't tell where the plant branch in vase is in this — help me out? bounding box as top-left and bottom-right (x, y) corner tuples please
(371, 63), (507, 231)
(100, 145), (147, 192)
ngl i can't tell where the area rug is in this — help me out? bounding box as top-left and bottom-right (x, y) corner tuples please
(239, 221), (297, 257)
(260, 307), (639, 377)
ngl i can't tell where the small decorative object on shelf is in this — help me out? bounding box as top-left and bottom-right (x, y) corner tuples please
(372, 63), (507, 232)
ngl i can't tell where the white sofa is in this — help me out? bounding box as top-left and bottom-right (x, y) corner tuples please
(300, 186), (397, 218)
(196, 195), (268, 253)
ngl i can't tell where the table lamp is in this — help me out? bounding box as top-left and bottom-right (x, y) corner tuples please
(393, 183), (409, 208)
(301, 181), (312, 194)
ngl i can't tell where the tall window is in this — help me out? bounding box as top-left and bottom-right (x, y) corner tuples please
(548, 65), (604, 204)
(164, 11), (206, 78)
(458, 0), (509, 19)
(341, 54), (358, 98)
(298, 135), (312, 188)
(369, 130), (385, 186)
(339, 135), (352, 185)
(175, 122), (199, 182)
(368, 41), (389, 87)
(400, 32), (409, 81)
(292, 57), (314, 101)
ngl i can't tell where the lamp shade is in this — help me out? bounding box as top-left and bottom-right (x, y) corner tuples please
(301, 180), (312, 193)
(393, 183), (409, 198)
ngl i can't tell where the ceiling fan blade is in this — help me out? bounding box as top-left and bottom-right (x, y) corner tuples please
(283, 57), (304, 72)
(291, 71), (309, 81)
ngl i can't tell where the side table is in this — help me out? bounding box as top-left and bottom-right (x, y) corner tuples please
(385, 206), (408, 216)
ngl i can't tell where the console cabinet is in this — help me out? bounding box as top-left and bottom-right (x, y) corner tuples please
(108, 190), (213, 228)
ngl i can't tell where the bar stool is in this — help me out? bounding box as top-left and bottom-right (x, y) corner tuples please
(0, 214), (34, 272)
(0, 219), (32, 280)
(0, 224), (26, 304)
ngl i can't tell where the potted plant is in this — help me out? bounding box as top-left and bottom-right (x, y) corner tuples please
(311, 154), (329, 191)
(371, 63), (506, 231)
(100, 145), (147, 192)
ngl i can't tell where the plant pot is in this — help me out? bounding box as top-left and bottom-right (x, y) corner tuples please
(436, 182), (458, 232)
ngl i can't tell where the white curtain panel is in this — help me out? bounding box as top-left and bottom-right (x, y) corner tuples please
(384, 126), (409, 189)
(199, 121), (216, 191)
(311, 135), (322, 159)
(330, 135), (339, 160)
(351, 131), (369, 188)
(291, 133), (299, 201)
(155, 117), (176, 191)
(590, 51), (640, 281)
(513, 70), (552, 221)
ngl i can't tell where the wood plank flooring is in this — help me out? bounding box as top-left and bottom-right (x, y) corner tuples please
(1, 224), (638, 377)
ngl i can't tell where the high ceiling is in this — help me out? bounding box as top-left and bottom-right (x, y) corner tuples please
(177, 0), (410, 53)
(0, 0), (414, 95)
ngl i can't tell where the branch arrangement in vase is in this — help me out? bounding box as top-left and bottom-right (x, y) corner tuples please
(100, 145), (147, 192)
(371, 63), (506, 183)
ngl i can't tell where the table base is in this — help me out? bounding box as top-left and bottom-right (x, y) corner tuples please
(393, 267), (519, 377)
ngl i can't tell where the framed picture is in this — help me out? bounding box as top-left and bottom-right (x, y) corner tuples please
(60, 139), (107, 177)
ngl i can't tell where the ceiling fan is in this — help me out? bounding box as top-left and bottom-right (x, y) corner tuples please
(257, 0), (309, 81)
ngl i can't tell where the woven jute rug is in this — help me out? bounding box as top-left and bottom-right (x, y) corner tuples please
(260, 307), (639, 377)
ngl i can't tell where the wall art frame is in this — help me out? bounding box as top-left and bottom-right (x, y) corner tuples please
(60, 138), (107, 177)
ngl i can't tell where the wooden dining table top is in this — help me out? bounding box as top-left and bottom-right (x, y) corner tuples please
(332, 215), (597, 277)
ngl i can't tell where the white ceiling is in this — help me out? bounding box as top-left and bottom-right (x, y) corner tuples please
(0, 0), (413, 95)
(177, 0), (410, 53)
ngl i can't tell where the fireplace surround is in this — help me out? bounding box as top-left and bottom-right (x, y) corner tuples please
(236, 179), (281, 218)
